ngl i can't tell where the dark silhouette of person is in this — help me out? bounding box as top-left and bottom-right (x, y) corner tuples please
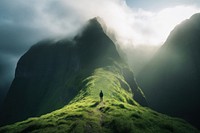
(99, 90), (103, 102)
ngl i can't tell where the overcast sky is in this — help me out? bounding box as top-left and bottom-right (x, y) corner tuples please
(127, 0), (200, 10)
(0, 0), (200, 102)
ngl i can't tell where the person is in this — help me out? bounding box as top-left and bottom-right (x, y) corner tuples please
(99, 90), (103, 102)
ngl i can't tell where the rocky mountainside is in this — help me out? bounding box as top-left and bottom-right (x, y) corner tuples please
(0, 18), (146, 127)
(0, 60), (199, 133)
(137, 13), (200, 129)
(0, 17), (199, 133)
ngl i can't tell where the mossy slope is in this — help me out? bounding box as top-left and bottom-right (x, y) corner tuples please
(0, 66), (199, 133)
(0, 17), (123, 125)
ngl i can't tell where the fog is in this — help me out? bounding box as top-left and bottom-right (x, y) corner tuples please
(0, 0), (200, 106)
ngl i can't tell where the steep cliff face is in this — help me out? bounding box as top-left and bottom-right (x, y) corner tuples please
(1, 40), (81, 125)
(0, 18), (146, 126)
(137, 13), (200, 128)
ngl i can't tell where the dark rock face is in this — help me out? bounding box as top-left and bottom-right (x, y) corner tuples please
(0, 18), (146, 126)
(137, 13), (200, 129)
(1, 41), (81, 125)
(0, 18), (120, 126)
(122, 68), (148, 106)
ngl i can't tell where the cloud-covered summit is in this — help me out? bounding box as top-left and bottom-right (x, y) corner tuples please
(0, 0), (200, 106)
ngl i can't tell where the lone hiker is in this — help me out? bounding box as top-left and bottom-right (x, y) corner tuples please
(99, 90), (103, 102)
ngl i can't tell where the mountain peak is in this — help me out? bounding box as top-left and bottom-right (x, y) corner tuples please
(78, 17), (108, 39)
(0, 17), (147, 126)
(0, 16), (199, 133)
(163, 12), (200, 48)
(89, 16), (106, 27)
(190, 13), (200, 21)
(137, 12), (200, 129)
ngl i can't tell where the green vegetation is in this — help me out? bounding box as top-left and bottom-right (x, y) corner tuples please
(71, 64), (137, 105)
(1, 98), (199, 133)
(0, 64), (199, 133)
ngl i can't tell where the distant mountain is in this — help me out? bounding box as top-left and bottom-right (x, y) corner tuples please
(0, 17), (147, 127)
(137, 13), (200, 128)
(125, 45), (159, 75)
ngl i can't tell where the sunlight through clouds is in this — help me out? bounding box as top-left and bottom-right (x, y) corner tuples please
(63, 0), (200, 47)
(0, 0), (200, 97)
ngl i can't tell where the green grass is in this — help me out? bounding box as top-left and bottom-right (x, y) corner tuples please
(0, 98), (198, 133)
(0, 65), (199, 133)
(71, 66), (136, 105)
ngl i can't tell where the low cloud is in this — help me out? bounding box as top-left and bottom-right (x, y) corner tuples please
(66, 1), (200, 47)
(0, 0), (200, 98)
(1, 1), (199, 52)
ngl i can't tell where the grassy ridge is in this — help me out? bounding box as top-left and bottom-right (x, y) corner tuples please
(0, 65), (199, 133)
(71, 65), (136, 105)
(0, 99), (198, 133)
